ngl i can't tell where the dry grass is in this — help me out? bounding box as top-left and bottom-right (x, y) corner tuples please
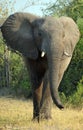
(0, 97), (83, 130)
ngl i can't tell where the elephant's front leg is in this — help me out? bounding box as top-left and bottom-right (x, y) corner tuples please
(31, 72), (52, 120)
(40, 71), (52, 119)
(32, 79), (43, 120)
(28, 60), (44, 121)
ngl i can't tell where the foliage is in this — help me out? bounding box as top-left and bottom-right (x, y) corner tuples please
(65, 0), (83, 20)
(0, 41), (31, 97)
(0, 0), (15, 18)
(0, 0), (31, 97)
(68, 76), (83, 107)
(0, 39), (7, 87)
(43, 0), (83, 19)
(43, 0), (71, 16)
(10, 54), (32, 98)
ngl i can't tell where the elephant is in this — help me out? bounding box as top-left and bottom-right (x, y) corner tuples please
(0, 12), (80, 121)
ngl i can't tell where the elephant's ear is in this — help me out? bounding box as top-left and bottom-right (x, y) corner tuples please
(1, 13), (38, 59)
(60, 17), (80, 57)
(63, 34), (72, 57)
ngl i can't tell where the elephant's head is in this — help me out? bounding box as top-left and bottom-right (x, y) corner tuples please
(1, 13), (80, 109)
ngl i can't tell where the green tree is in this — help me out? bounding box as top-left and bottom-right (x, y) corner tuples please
(44, 0), (83, 19)
(0, 0), (16, 88)
(0, 0), (15, 18)
(0, 0), (32, 96)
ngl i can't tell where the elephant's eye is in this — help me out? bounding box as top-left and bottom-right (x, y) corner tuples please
(38, 31), (42, 37)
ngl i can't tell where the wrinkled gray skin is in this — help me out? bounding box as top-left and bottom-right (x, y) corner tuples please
(1, 12), (80, 121)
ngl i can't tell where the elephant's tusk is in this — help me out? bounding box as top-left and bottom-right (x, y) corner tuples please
(41, 51), (45, 57)
(64, 51), (71, 57)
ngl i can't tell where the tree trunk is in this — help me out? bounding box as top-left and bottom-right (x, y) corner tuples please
(4, 46), (11, 87)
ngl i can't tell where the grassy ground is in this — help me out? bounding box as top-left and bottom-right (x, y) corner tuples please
(0, 96), (83, 130)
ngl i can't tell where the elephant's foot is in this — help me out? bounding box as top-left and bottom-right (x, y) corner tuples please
(32, 115), (52, 122)
(32, 116), (40, 122)
(40, 99), (52, 120)
(40, 107), (52, 120)
(33, 111), (40, 122)
(40, 113), (52, 120)
(33, 110), (52, 122)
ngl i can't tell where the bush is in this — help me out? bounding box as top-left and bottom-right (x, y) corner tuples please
(14, 67), (32, 98)
(10, 52), (31, 98)
(68, 76), (83, 107)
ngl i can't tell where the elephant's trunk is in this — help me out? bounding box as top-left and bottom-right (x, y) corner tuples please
(47, 46), (64, 109)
